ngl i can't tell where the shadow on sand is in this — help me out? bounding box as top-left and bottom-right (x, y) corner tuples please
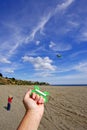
(3, 106), (7, 110)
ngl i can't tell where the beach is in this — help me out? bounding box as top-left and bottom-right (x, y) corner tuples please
(0, 85), (87, 130)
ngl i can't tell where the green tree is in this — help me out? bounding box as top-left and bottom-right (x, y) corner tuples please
(0, 73), (3, 77)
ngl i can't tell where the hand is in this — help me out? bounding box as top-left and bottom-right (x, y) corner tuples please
(17, 89), (45, 130)
(23, 89), (44, 118)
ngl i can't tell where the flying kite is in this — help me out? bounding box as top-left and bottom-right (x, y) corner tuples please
(56, 54), (62, 58)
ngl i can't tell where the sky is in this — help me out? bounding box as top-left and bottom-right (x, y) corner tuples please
(0, 0), (87, 84)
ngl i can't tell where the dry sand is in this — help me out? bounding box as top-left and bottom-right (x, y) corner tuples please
(0, 85), (87, 130)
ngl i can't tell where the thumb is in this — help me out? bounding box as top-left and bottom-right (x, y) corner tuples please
(25, 89), (32, 98)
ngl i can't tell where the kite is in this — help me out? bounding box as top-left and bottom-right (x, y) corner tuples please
(56, 54), (62, 58)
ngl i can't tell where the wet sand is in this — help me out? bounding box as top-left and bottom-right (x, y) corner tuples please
(0, 85), (87, 130)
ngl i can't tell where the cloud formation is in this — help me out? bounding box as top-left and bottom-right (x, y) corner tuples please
(25, 0), (74, 44)
(55, 0), (74, 11)
(22, 56), (56, 71)
(0, 57), (11, 64)
(49, 41), (72, 51)
(74, 62), (87, 73)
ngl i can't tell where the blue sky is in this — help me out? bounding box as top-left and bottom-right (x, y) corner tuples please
(0, 0), (87, 84)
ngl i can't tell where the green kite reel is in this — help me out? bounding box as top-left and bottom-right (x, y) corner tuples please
(31, 86), (49, 103)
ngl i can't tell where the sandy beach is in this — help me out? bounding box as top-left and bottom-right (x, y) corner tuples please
(0, 85), (87, 130)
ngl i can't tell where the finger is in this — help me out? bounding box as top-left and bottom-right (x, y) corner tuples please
(38, 96), (44, 104)
(31, 92), (36, 100)
(35, 94), (40, 103)
(25, 89), (31, 98)
(37, 96), (42, 104)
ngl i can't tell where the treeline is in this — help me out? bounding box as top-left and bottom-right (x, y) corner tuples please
(0, 73), (49, 85)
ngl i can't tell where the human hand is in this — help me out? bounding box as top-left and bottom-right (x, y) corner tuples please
(17, 89), (45, 130)
(23, 89), (44, 118)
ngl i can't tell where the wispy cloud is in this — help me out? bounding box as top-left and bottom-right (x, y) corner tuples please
(48, 73), (87, 84)
(74, 17), (87, 43)
(34, 71), (53, 77)
(3, 68), (14, 73)
(22, 56), (56, 71)
(25, 13), (51, 43)
(68, 20), (79, 28)
(36, 40), (40, 45)
(57, 61), (87, 74)
(35, 61), (87, 83)
(78, 31), (87, 42)
(70, 50), (87, 58)
(0, 61), (22, 74)
(0, 22), (24, 59)
(0, 66), (14, 74)
(49, 41), (72, 51)
(25, 0), (74, 43)
(0, 0), (75, 60)
(74, 62), (87, 73)
(0, 57), (11, 64)
(55, 0), (74, 12)
(24, 46), (45, 57)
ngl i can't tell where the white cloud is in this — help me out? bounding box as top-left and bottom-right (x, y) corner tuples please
(36, 40), (40, 45)
(24, 46), (45, 57)
(74, 62), (87, 73)
(0, 61), (21, 74)
(55, 0), (74, 12)
(68, 20), (79, 27)
(22, 56), (56, 71)
(49, 41), (72, 51)
(25, 14), (51, 43)
(48, 73), (87, 84)
(79, 31), (87, 42)
(57, 61), (87, 74)
(75, 19), (87, 43)
(0, 22), (24, 59)
(4, 68), (14, 73)
(25, 0), (75, 44)
(49, 41), (55, 48)
(0, 57), (11, 64)
(34, 71), (53, 77)
(70, 50), (87, 58)
(0, 67), (14, 73)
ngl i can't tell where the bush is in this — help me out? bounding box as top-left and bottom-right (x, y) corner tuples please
(0, 73), (3, 77)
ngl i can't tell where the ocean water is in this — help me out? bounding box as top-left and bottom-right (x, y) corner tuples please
(51, 84), (87, 87)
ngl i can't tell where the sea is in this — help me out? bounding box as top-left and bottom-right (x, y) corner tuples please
(51, 84), (87, 87)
